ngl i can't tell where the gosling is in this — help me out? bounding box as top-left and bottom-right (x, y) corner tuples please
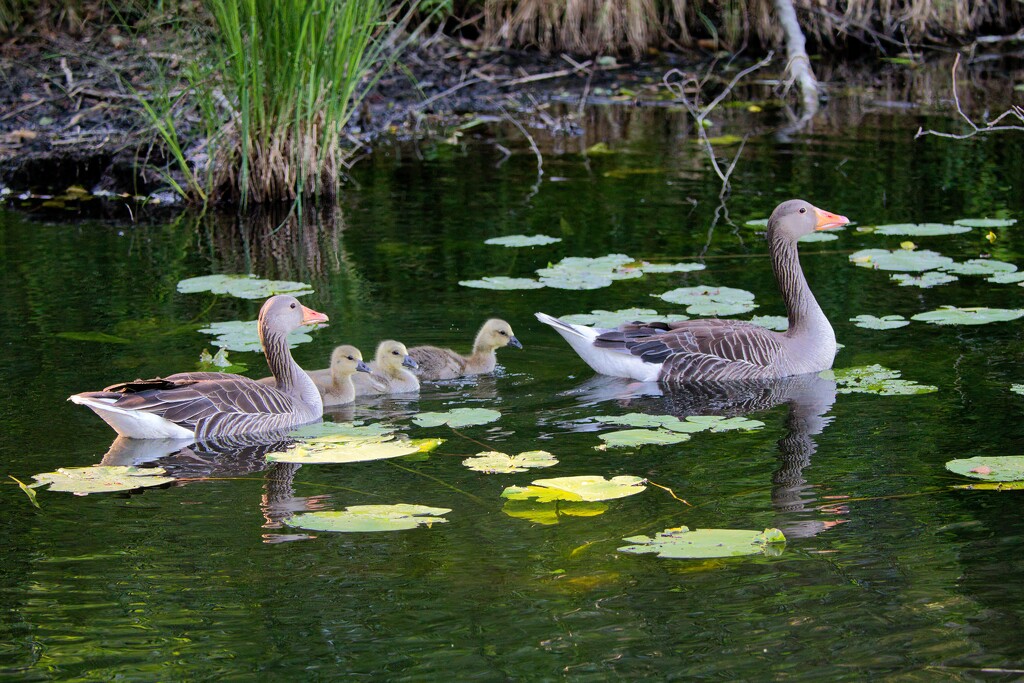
(352, 340), (420, 395)
(258, 344), (371, 407)
(408, 318), (522, 381)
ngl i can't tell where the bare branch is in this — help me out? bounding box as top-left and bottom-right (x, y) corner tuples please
(915, 53), (1024, 140)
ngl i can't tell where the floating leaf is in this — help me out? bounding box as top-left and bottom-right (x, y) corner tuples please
(198, 320), (313, 352)
(597, 428), (692, 448)
(890, 272), (958, 288)
(821, 364), (937, 395)
(484, 234), (562, 247)
(637, 262), (706, 274)
(289, 421), (396, 439)
(744, 218), (770, 228)
(287, 504), (450, 532)
(940, 259), (1018, 276)
(32, 466), (174, 495)
(987, 272), (1024, 284)
(656, 286), (757, 316)
(56, 331), (132, 344)
(560, 308), (689, 328)
(536, 254), (641, 290)
(954, 218), (1017, 228)
(680, 415), (766, 432)
(798, 232), (838, 243)
(850, 314), (910, 330)
(501, 499), (609, 525)
(1011, 384), (1024, 395)
(9, 475), (39, 508)
(502, 475), (646, 502)
(458, 276), (545, 290)
(954, 481), (1024, 491)
(177, 274), (313, 299)
(462, 450), (558, 473)
(873, 223), (971, 236)
(266, 435), (439, 464)
(945, 456), (1024, 482)
(593, 413), (763, 435)
(198, 348), (247, 374)
(911, 306), (1024, 326)
(748, 315), (788, 331)
(849, 248), (953, 272)
(618, 526), (786, 559)
(413, 408), (501, 428)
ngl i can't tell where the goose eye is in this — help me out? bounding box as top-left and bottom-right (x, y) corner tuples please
(290, 302), (297, 308)
(799, 208), (806, 214)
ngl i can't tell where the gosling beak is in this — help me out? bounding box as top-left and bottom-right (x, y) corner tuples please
(402, 355), (419, 369)
(300, 305), (329, 325)
(813, 207), (850, 231)
(507, 335), (523, 349)
(356, 360), (372, 373)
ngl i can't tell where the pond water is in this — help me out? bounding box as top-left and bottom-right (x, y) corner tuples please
(3, 83), (1024, 680)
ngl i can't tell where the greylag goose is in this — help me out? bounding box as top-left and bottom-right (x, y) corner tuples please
(536, 199), (849, 383)
(69, 295), (329, 439)
(409, 318), (522, 380)
(351, 340), (420, 395)
(258, 344), (371, 406)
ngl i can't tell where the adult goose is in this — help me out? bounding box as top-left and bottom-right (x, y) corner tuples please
(69, 295), (329, 439)
(536, 199), (849, 383)
(258, 344), (371, 406)
(351, 340), (420, 395)
(409, 318), (522, 381)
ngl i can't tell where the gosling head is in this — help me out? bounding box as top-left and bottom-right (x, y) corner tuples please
(375, 340), (418, 374)
(768, 199), (849, 242)
(330, 345), (371, 378)
(477, 318), (522, 352)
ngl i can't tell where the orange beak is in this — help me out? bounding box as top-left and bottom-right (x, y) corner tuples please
(300, 304), (329, 326)
(813, 207), (850, 231)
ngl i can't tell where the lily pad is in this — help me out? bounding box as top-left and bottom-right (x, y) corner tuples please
(618, 526), (786, 559)
(561, 308), (689, 328)
(850, 314), (910, 330)
(987, 272), (1024, 284)
(484, 234), (562, 247)
(593, 413), (764, 435)
(890, 272), (958, 288)
(597, 428), (692, 448)
(954, 218), (1017, 228)
(287, 504), (450, 532)
(655, 286), (757, 316)
(266, 435), (441, 464)
(288, 421), (396, 439)
(945, 456), (1024, 481)
(197, 320), (314, 352)
(458, 276), (545, 290)
(749, 315), (788, 331)
(874, 223), (971, 236)
(536, 254), (641, 290)
(177, 274), (313, 299)
(744, 218), (769, 228)
(637, 262), (706, 274)
(849, 248), (954, 272)
(821, 364), (937, 395)
(911, 306), (1024, 326)
(413, 408), (501, 428)
(502, 475), (646, 502)
(940, 259), (1018, 276)
(1011, 384), (1024, 395)
(680, 415), (766, 432)
(501, 499), (609, 525)
(462, 450), (558, 473)
(798, 232), (839, 242)
(197, 348), (247, 373)
(32, 466), (174, 495)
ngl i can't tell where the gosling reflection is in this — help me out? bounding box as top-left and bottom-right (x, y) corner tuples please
(563, 372), (845, 539)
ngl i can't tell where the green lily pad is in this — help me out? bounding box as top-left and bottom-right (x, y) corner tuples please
(458, 276), (545, 290)
(288, 421), (396, 439)
(597, 428), (692, 448)
(655, 286), (757, 316)
(501, 499), (609, 525)
(637, 262), (706, 273)
(749, 315), (788, 331)
(680, 415), (766, 432)
(502, 475), (646, 502)
(849, 248), (954, 272)
(874, 223), (971, 236)
(890, 272), (958, 288)
(197, 348), (247, 373)
(940, 259), (1018, 276)
(177, 274), (313, 299)
(821, 364), (937, 395)
(560, 308), (689, 328)
(413, 408), (501, 428)
(484, 234), (562, 247)
(954, 481), (1024, 491)
(1011, 384), (1024, 395)
(462, 450), (558, 473)
(945, 456), (1024, 481)
(197, 320), (314, 352)
(286, 504), (450, 532)
(536, 254), (642, 290)
(618, 526), (786, 559)
(593, 413), (764, 435)
(850, 314), (910, 330)
(32, 466), (174, 494)
(954, 218), (1017, 228)
(798, 232), (839, 242)
(744, 218), (769, 228)
(266, 435), (442, 464)
(56, 331), (132, 344)
(987, 272), (1024, 284)
(911, 306), (1024, 326)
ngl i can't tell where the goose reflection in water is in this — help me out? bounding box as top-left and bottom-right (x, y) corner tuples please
(98, 433), (328, 543)
(558, 371), (848, 539)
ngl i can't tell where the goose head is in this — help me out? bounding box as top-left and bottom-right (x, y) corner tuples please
(258, 294), (329, 340)
(768, 200), (849, 242)
(330, 345), (371, 378)
(478, 318), (523, 352)
(375, 340), (418, 375)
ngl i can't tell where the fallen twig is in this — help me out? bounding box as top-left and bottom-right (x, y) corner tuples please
(915, 53), (1024, 139)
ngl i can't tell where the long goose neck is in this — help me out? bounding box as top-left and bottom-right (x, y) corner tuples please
(261, 325), (322, 413)
(769, 231), (827, 337)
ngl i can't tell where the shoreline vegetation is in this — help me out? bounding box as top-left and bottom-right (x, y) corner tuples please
(1, 0), (1022, 207)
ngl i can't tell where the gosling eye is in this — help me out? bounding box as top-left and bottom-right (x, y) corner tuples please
(347, 355), (354, 361)
(392, 350), (400, 355)
(799, 208), (806, 214)
(498, 330), (507, 336)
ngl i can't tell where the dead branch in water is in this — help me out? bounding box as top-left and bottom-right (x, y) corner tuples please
(773, 0), (819, 130)
(915, 53), (1024, 140)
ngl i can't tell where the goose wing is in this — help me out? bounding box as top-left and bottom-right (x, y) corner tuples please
(408, 345), (466, 381)
(595, 319), (784, 381)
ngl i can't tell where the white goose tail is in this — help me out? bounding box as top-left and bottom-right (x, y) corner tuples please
(69, 394), (195, 440)
(534, 312), (661, 382)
